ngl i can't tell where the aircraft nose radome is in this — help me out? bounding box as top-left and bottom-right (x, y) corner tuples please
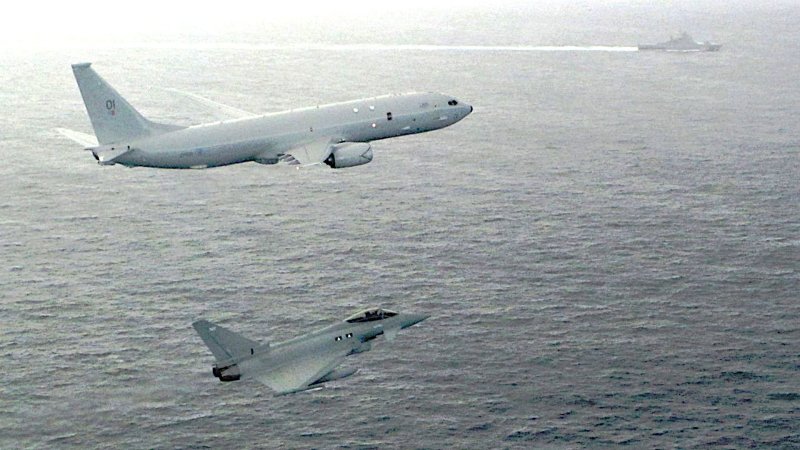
(401, 313), (429, 329)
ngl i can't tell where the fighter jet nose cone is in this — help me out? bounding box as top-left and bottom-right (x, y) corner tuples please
(402, 313), (429, 328)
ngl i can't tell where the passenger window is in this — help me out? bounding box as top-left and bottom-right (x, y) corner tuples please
(387, 112), (393, 121)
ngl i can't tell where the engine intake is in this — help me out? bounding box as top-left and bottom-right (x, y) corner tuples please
(324, 143), (373, 169)
(347, 341), (372, 355)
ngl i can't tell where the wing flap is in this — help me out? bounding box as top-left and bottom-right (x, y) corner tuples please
(282, 136), (337, 166)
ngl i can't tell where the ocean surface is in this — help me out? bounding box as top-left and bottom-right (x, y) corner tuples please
(1, 3), (799, 448)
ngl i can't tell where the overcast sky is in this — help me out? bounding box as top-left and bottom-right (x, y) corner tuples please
(0, 0), (790, 47)
(0, 0), (516, 39)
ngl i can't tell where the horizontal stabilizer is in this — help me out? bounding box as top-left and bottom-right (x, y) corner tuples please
(55, 127), (98, 147)
(86, 144), (132, 165)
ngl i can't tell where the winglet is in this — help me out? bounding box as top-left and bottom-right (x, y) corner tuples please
(165, 88), (256, 120)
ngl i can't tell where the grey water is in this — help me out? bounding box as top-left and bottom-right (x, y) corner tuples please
(1, 3), (799, 448)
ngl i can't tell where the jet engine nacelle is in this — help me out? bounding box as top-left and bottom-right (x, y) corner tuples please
(324, 142), (373, 169)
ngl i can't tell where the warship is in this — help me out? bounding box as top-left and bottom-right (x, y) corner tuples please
(639, 32), (721, 52)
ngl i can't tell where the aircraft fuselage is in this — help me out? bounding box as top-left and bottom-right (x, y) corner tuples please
(239, 313), (425, 372)
(116, 93), (471, 168)
(204, 311), (426, 392)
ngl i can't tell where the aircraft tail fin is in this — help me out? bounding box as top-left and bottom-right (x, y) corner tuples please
(192, 320), (262, 363)
(71, 63), (183, 145)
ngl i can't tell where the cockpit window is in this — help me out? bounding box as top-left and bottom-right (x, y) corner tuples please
(447, 100), (458, 106)
(345, 308), (398, 323)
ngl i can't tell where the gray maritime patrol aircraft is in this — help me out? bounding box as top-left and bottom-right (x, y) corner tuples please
(57, 63), (472, 169)
(193, 307), (428, 395)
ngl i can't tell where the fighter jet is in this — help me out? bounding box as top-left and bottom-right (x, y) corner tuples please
(192, 307), (428, 395)
(57, 63), (472, 169)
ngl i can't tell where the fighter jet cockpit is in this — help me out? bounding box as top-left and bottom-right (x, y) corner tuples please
(345, 308), (398, 323)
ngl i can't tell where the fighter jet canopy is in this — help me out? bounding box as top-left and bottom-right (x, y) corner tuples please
(345, 308), (398, 323)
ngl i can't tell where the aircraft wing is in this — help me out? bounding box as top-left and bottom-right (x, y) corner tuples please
(281, 136), (337, 166)
(55, 127), (99, 147)
(251, 351), (346, 395)
(165, 88), (256, 120)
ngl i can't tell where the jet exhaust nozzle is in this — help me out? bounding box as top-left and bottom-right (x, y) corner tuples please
(212, 364), (241, 382)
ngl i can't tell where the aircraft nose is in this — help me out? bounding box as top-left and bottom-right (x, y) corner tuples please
(401, 313), (429, 329)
